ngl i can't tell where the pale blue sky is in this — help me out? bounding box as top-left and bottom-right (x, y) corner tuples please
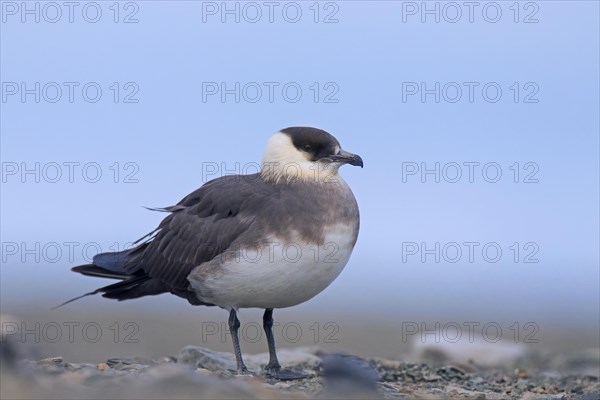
(1, 2), (598, 330)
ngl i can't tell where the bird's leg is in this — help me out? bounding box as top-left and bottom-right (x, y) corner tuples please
(228, 309), (249, 374)
(262, 309), (308, 381)
(263, 308), (281, 372)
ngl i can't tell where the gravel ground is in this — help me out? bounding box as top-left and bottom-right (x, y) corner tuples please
(1, 339), (598, 400)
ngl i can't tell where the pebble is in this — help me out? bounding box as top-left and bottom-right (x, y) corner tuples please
(0, 345), (598, 399)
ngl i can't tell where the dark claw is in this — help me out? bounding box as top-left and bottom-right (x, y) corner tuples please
(264, 362), (281, 372)
(235, 366), (252, 376)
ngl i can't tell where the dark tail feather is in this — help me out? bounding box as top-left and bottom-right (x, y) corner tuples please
(92, 250), (130, 273)
(56, 242), (164, 309)
(98, 275), (164, 300)
(52, 275), (160, 309)
(51, 289), (103, 310)
(71, 264), (129, 279)
(52, 263), (131, 309)
(84, 242), (150, 274)
(143, 205), (185, 213)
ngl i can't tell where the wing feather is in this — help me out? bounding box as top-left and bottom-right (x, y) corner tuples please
(131, 174), (274, 292)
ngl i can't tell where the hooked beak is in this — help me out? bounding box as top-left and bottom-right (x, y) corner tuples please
(329, 149), (364, 168)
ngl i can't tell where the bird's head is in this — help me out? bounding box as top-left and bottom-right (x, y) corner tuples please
(261, 127), (363, 184)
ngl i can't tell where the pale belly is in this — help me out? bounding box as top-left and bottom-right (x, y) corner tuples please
(188, 224), (357, 310)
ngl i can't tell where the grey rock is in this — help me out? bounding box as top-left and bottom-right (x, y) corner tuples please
(37, 356), (64, 365)
(177, 345), (248, 373)
(106, 357), (155, 368)
(318, 353), (381, 399)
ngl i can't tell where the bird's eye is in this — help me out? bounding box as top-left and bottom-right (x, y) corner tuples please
(303, 144), (312, 151)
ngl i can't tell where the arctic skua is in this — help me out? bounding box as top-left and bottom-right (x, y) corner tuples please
(63, 127), (363, 378)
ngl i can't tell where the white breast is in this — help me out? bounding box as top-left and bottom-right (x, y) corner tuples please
(189, 223), (357, 310)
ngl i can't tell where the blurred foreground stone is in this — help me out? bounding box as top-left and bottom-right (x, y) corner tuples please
(1, 342), (598, 399)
